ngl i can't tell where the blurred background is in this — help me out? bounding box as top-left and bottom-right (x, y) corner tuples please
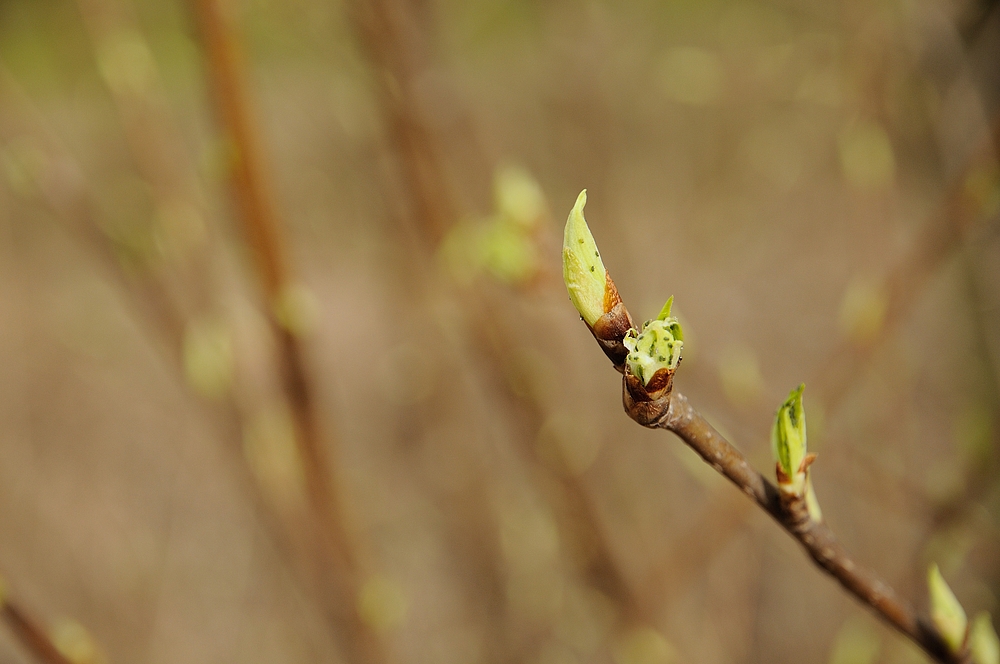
(0, 0), (998, 662)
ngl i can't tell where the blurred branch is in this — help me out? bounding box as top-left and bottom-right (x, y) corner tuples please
(813, 118), (1000, 416)
(0, 65), (187, 365)
(0, 582), (76, 664)
(346, 0), (659, 648)
(924, 234), (1000, 532)
(1, 22), (368, 658)
(349, 0), (456, 246)
(186, 2), (385, 662)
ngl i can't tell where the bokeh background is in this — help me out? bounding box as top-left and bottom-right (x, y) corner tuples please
(0, 0), (999, 662)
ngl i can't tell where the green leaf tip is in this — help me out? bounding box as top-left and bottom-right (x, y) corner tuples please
(772, 383), (807, 489)
(928, 563), (968, 654)
(623, 306), (683, 386)
(562, 189), (609, 326)
(657, 296), (674, 321)
(971, 613), (999, 664)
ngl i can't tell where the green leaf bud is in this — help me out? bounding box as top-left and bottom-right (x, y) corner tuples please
(772, 384), (807, 489)
(928, 563), (968, 653)
(562, 190), (609, 326)
(622, 304), (683, 386)
(970, 612), (999, 664)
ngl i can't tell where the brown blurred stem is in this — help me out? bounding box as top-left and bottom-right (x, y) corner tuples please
(347, 0), (652, 638)
(349, 0), (456, 246)
(1, 598), (73, 664)
(0, 58), (353, 662)
(188, 0), (349, 567)
(813, 117), (1000, 416)
(187, 2), (385, 662)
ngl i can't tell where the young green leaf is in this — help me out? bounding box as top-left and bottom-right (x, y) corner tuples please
(928, 563), (968, 653)
(562, 190), (608, 326)
(970, 612), (999, 664)
(772, 384), (807, 487)
(622, 314), (683, 386)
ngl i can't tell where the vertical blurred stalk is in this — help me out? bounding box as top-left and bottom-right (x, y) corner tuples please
(188, 0), (337, 562)
(349, 0), (455, 247)
(1, 595), (74, 664)
(185, 2), (384, 662)
(347, 0), (653, 643)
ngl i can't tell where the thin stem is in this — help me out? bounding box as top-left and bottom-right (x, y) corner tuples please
(655, 391), (961, 664)
(187, 4), (385, 662)
(1, 600), (73, 664)
(188, 0), (353, 572)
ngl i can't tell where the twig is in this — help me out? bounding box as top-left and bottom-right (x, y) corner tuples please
(0, 50), (366, 664)
(188, 0), (350, 573)
(563, 214), (967, 663)
(186, 3), (385, 663)
(655, 392), (956, 662)
(347, 0), (658, 648)
(0, 592), (74, 664)
(813, 117), (1000, 416)
(348, 0), (456, 246)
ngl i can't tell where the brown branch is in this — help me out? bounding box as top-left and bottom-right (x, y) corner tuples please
(0, 594), (74, 664)
(188, 0), (348, 569)
(655, 393), (961, 662)
(813, 116), (1000, 416)
(560, 235), (975, 661)
(346, 0), (659, 649)
(2, 38), (372, 664)
(348, 0), (456, 246)
(579, 296), (966, 662)
(186, 3), (385, 663)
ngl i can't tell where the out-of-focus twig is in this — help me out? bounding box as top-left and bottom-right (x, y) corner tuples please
(813, 118), (1000, 416)
(347, 0), (656, 644)
(0, 581), (75, 664)
(186, 2), (385, 663)
(0, 54), (360, 664)
(348, 0), (456, 247)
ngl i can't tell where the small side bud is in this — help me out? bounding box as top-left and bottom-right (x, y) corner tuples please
(971, 613), (999, 664)
(562, 190), (608, 327)
(772, 384), (808, 493)
(623, 308), (683, 387)
(928, 563), (968, 653)
(620, 300), (684, 424)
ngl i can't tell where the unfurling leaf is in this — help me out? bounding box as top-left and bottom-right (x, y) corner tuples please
(772, 384), (807, 489)
(623, 303), (683, 386)
(928, 563), (968, 653)
(970, 612), (999, 664)
(562, 190), (608, 326)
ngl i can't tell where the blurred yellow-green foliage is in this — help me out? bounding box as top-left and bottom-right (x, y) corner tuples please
(0, 0), (999, 663)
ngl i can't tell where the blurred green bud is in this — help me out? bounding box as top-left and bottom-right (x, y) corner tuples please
(51, 618), (107, 664)
(562, 190), (609, 326)
(928, 563), (968, 653)
(273, 283), (319, 336)
(482, 219), (539, 285)
(182, 318), (233, 400)
(772, 384), (808, 489)
(970, 613), (999, 664)
(622, 302), (683, 386)
(495, 165), (546, 229)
